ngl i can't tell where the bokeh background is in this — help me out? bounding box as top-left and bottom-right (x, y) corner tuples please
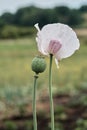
(0, 0), (87, 130)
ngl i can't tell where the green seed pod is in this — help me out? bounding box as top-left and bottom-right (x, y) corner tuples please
(31, 56), (46, 74)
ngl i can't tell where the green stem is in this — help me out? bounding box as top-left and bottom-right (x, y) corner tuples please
(33, 75), (38, 130)
(49, 54), (55, 130)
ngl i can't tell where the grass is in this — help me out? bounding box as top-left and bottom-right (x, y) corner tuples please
(0, 36), (87, 91)
(0, 38), (36, 87)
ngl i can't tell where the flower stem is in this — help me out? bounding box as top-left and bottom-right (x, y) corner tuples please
(33, 75), (38, 130)
(49, 54), (55, 130)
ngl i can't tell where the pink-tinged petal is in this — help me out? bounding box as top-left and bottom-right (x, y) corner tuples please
(36, 34), (48, 55)
(34, 23), (40, 32)
(35, 23), (62, 55)
(34, 23), (80, 66)
(34, 23), (43, 53)
(55, 58), (59, 69)
(55, 25), (80, 60)
(35, 23), (48, 55)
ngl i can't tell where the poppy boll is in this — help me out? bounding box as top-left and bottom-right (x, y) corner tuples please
(31, 56), (46, 74)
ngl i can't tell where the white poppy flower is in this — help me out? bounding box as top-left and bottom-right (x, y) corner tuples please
(34, 23), (80, 67)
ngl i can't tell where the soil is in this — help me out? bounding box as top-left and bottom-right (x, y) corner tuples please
(0, 94), (87, 130)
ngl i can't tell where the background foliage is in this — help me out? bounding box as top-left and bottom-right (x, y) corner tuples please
(0, 5), (87, 38)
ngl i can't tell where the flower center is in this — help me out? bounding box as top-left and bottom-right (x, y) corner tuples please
(48, 40), (62, 55)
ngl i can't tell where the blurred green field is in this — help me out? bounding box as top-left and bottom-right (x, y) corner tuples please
(0, 38), (87, 87)
(0, 35), (87, 123)
(0, 36), (87, 91)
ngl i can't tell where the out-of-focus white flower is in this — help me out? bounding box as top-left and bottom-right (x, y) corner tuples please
(34, 23), (80, 67)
